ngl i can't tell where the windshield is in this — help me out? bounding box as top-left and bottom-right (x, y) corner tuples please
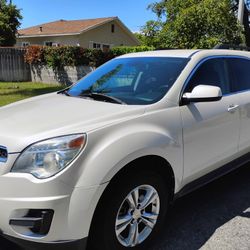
(67, 57), (190, 105)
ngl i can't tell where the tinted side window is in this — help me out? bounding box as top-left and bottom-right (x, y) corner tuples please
(227, 58), (250, 92)
(185, 58), (230, 95)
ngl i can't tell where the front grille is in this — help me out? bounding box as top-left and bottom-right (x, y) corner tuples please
(0, 146), (8, 162)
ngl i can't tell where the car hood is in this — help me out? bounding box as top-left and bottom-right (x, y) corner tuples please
(0, 93), (145, 153)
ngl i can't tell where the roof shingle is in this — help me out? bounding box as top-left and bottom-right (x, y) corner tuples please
(18, 17), (117, 37)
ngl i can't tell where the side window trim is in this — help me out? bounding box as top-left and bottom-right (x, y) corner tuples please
(179, 55), (250, 104)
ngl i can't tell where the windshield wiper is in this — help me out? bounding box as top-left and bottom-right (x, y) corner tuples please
(58, 89), (72, 96)
(79, 92), (126, 105)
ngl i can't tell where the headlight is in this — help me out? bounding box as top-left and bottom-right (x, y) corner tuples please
(11, 134), (86, 179)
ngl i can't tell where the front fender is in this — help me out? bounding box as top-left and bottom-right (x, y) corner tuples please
(72, 119), (183, 191)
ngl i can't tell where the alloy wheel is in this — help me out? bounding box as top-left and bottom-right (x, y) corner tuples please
(115, 184), (160, 247)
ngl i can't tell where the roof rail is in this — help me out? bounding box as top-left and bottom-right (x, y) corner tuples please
(214, 44), (250, 51)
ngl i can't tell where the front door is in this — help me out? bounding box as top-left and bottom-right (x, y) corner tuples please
(180, 57), (240, 184)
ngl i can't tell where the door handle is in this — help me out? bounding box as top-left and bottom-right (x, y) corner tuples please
(228, 104), (239, 113)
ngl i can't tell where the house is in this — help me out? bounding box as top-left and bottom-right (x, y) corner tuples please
(16, 17), (140, 49)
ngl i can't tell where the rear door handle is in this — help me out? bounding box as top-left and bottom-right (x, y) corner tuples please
(228, 104), (239, 113)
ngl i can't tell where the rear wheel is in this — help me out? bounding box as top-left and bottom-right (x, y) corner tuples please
(89, 171), (169, 250)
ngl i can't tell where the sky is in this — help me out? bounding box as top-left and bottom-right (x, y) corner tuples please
(12, 0), (157, 32)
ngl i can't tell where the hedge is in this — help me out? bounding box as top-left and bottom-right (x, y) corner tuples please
(25, 45), (154, 69)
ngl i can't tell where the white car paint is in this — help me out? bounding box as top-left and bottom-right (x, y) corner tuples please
(0, 49), (249, 247)
(180, 94), (240, 185)
(236, 91), (250, 153)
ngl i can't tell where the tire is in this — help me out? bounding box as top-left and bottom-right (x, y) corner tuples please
(88, 170), (169, 250)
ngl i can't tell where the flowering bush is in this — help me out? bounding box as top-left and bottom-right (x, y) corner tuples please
(24, 45), (154, 69)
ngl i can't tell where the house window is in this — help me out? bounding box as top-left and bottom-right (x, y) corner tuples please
(103, 44), (110, 52)
(93, 43), (101, 49)
(52, 42), (59, 47)
(44, 42), (59, 47)
(22, 42), (30, 47)
(111, 24), (115, 33)
(44, 41), (53, 46)
(89, 41), (112, 51)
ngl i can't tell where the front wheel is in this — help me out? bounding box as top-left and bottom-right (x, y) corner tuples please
(89, 171), (169, 250)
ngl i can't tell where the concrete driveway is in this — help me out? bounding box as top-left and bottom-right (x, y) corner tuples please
(1, 164), (249, 250)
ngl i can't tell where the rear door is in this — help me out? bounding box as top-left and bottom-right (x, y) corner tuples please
(227, 57), (250, 154)
(180, 57), (240, 184)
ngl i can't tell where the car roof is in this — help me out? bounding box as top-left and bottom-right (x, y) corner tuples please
(118, 49), (250, 59)
(119, 50), (199, 58)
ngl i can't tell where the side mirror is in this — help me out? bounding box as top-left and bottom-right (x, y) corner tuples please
(182, 85), (222, 104)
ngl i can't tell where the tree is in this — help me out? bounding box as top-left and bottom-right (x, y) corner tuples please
(135, 20), (163, 47)
(232, 0), (250, 46)
(147, 0), (244, 49)
(0, 0), (22, 46)
(243, 4), (250, 46)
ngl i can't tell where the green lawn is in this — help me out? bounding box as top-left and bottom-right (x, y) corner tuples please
(0, 82), (63, 107)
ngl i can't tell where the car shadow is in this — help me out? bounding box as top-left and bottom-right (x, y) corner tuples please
(0, 164), (249, 250)
(153, 163), (250, 250)
(0, 237), (21, 250)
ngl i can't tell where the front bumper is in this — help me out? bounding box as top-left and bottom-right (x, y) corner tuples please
(0, 167), (108, 247)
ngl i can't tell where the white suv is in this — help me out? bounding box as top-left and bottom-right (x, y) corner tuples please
(0, 49), (249, 250)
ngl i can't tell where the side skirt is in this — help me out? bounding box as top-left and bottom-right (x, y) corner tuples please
(174, 152), (250, 200)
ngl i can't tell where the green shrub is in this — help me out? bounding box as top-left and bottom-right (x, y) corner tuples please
(24, 45), (154, 69)
(111, 46), (154, 56)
